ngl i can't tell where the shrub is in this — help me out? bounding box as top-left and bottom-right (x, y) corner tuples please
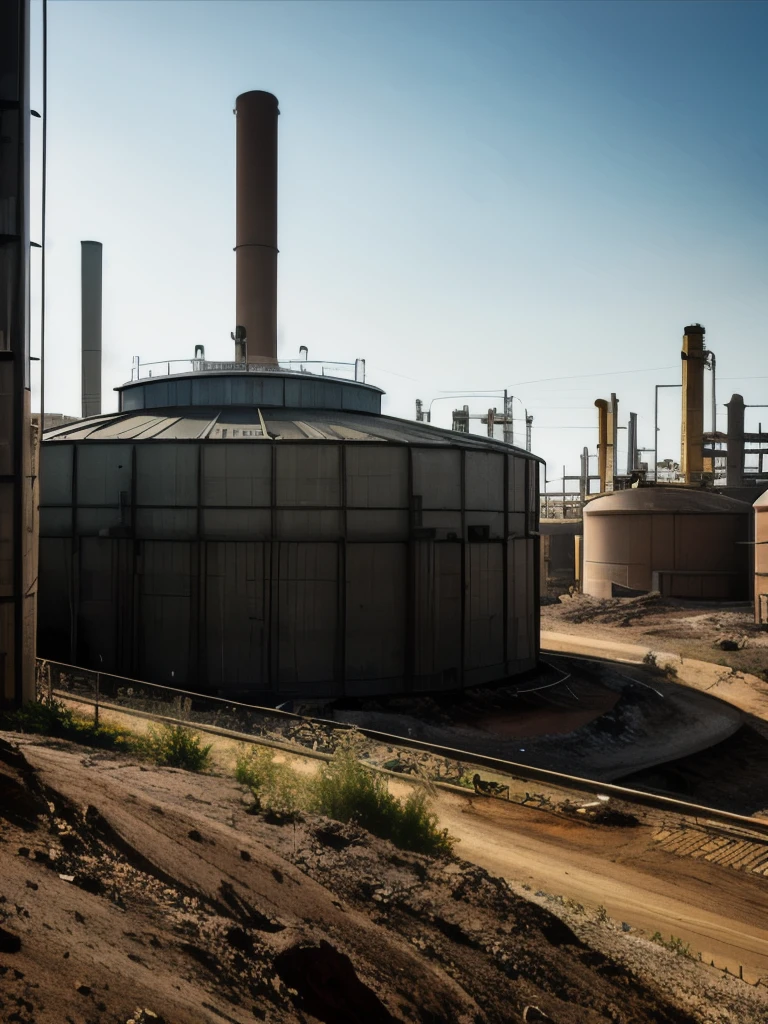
(235, 740), (455, 856)
(310, 740), (455, 857)
(236, 746), (306, 819)
(0, 696), (136, 751)
(141, 723), (212, 772)
(651, 932), (692, 957)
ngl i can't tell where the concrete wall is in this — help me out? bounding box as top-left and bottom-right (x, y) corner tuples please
(38, 440), (540, 697)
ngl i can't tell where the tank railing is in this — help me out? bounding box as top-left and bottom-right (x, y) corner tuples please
(129, 356), (366, 384)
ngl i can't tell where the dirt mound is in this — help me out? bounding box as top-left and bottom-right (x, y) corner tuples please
(0, 733), (736, 1024)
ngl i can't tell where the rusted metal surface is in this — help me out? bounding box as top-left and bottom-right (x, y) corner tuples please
(681, 324), (706, 483)
(235, 91), (279, 365)
(755, 489), (768, 626)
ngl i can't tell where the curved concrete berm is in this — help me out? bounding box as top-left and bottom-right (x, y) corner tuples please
(582, 486), (750, 600)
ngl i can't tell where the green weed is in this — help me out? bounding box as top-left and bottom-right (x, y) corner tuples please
(140, 723), (213, 772)
(651, 932), (692, 957)
(237, 739), (455, 856)
(236, 746), (306, 819)
(0, 696), (135, 751)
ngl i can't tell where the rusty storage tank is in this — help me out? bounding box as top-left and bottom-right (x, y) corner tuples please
(37, 370), (543, 700)
(582, 487), (750, 600)
(756, 489), (768, 625)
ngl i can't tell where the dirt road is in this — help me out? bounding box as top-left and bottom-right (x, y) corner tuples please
(424, 787), (768, 982)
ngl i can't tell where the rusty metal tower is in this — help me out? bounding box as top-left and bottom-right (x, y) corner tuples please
(0, 0), (37, 707)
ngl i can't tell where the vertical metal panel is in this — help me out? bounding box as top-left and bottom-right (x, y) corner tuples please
(345, 446), (408, 507)
(137, 541), (193, 684)
(0, 364), (14, 475)
(77, 538), (116, 670)
(136, 444), (198, 506)
(412, 542), (462, 687)
(201, 509), (271, 538)
(40, 444), (73, 505)
(412, 449), (461, 510)
(0, 484), (12, 598)
(507, 454), (526, 512)
(202, 444), (271, 506)
(465, 543), (504, 670)
(275, 445), (340, 507)
(346, 510), (409, 540)
(345, 543), (406, 687)
(205, 541), (266, 688)
(37, 538), (73, 661)
(135, 509), (197, 540)
(76, 443), (132, 505)
(508, 539), (533, 661)
(276, 543), (337, 688)
(465, 452), (504, 511)
(275, 510), (342, 540)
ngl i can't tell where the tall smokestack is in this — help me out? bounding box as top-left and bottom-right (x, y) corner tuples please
(235, 90), (279, 365)
(81, 240), (102, 417)
(680, 324), (705, 483)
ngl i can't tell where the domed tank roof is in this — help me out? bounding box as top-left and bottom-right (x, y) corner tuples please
(754, 489), (768, 509)
(584, 486), (751, 515)
(42, 404), (538, 456)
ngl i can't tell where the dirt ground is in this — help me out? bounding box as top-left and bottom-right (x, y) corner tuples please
(540, 594), (768, 680)
(2, 733), (768, 1024)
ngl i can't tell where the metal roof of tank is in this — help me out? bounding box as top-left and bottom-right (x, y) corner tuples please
(42, 405), (542, 457)
(755, 489), (768, 509)
(583, 486), (751, 515)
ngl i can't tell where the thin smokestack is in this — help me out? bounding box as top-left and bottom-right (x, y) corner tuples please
(235, 90), (279, 364)
(680, 323), (705, 482)
(81, 241), (102, 418)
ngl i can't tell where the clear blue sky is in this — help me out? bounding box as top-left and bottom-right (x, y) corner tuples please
(29, 0), (768, 484)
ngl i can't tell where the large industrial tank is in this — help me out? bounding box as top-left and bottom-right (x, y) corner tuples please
(756, 489), (768, 625)
(582, 487), (750, 600)
(38, 369), (543, 699)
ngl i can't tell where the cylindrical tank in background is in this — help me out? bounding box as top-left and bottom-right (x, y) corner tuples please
(81, 241), (102, 418)
(583, 487), (750, 600)
(756, 489), (768, 625)
(235, 90), (279, 365)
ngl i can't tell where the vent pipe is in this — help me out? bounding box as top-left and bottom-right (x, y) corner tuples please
(680, 324), (705, 483)
(594, 394), (618, 492)
(234, 90), (279, 365)
(595, 399), (608, 492)
(80, 240), (102, 417)
(726, 393), (745, 488)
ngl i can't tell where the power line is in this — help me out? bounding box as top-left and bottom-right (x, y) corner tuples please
(437, 365), (678, 393)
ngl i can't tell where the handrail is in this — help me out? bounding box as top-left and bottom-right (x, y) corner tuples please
(128, 357), (366, 384)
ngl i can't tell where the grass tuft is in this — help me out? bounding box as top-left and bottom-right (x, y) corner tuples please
(237, 738), (455, 856)
(235, 746), (306, 819)
(140, 723), (213, 772)
(0, 696), (136, 751)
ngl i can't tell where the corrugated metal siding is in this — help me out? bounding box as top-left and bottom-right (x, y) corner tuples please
(345, 544), (406, 688)
(38, 438), (541, 696)
(275, 543), (338, 689)
(205, 542), (266, 688)
(137, 542), (194, 684)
